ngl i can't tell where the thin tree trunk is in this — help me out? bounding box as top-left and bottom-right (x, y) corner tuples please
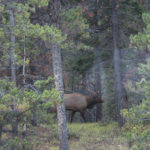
(71, 72), (74, 91)
(9, 2), (18, 149)
(22, 117), (27, 150)
(22, 36), (27, 149)
(23, 36), (26, 85)
(0, 125), (2, 145)
(9, 2), (16, 84)
(82, 73), (92, 122)
(51, 44), (69, 150)
(145, 0), (149, 11)
(112, 0), (124, 127)
(95, 60), (102, 121)
(92, 0), (102, 121)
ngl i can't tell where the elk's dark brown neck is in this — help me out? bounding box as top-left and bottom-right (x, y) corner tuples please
(86, 95), (98, 109)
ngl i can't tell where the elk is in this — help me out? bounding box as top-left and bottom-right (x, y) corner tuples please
(48, 91), (103, 122)
(64, 92), (103, 122)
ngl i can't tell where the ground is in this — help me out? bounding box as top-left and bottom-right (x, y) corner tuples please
(26, 122), (129, 150)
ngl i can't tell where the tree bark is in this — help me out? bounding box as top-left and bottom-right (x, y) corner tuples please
(9, 2), (16, 84)
(23, 36), (26, 85)
(9, 2), (18, 149)
(112, 0), (124, 127)
(49, 0), (69, 148)
(51, 44), (69, 150)
(22, 117), (27, 150)
(95, 58), (102, 121)
(92, 0), (102, 121)
(22, 36), (27, 150)
(82, 73), (90, 122)
(145, 0), (149, 11)
(0, 125), (2, 145)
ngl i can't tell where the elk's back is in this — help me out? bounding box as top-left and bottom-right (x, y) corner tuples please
(64, 93), (87, 112)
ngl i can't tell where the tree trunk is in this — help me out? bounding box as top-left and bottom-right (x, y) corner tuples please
(82, 73), (91, 122)
(51, 44), (69, 150)
(112, 0), (124, 127)
(71, 72), (74, 91)
(92, 0), (102, 121)
(23, 36), (26, 85)
(9, 2), (16, 84)
(0, 125), (2, 145)
(95, 59), (102, 121)
(22, 36), (27, 150)
(9, 2), (18, 149)
(22, 117), (27, 150)
(48, 1), (69, 148)
(145, 0), (149, 11)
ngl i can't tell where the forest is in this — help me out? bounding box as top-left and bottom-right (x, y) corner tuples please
(0, 0), (150, 150)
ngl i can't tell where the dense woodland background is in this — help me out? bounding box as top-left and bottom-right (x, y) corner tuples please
(0, 0), (150, 150)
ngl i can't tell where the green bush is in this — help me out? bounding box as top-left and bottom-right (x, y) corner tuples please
(0, 77), (60, 148)
(122, 59), (150, 150)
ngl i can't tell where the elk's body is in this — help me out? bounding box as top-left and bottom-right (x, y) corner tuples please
(49, 92), (103, 122)
(65, 93), (87, 112)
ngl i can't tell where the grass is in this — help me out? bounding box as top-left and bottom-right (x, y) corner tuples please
(67, 123), (128, 150)
(1, 122), (129, 150)
(25, 122), (129, 150)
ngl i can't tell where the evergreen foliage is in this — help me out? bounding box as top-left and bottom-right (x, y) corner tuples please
(122, 12), (150, 150)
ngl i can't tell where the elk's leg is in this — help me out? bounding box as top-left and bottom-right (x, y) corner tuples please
(80, 112), (86, 123)
(70, 111), (76, 123)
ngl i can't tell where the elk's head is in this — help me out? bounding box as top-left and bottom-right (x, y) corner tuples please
(80, 82), (104, 104)
(91, 91), (103, 103)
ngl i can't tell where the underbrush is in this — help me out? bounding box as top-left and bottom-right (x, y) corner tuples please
(20, 122), (129, 150)
(67, 122), (128, 150)
(1, 122), (130, 150)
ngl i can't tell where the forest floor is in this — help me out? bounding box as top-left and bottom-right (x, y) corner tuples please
(28, 122), (129, 150)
